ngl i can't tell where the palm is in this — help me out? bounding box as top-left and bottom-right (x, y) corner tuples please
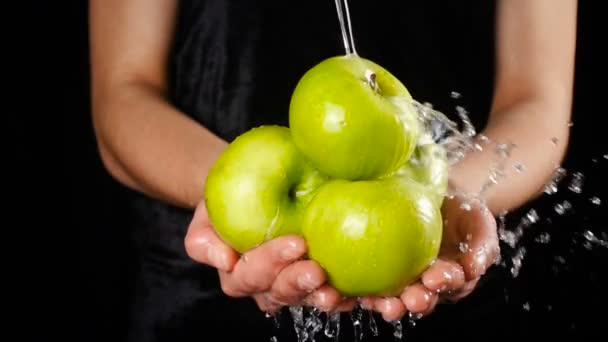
(439, 195), (499, 281)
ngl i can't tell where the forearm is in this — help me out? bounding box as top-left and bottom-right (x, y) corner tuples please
(450, 0), (577, 215)
(449, 99), (570, 215)
(92, 82), (227, 209)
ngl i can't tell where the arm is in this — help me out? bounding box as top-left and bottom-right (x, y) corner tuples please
(90, 0), (349, 313)
(449, 0), (578, 215)
(89, 0), (227, 209)
(364, 0), (578, 321)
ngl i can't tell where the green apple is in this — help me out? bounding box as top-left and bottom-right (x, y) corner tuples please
(302, 177), (442, 297)
(204, 125), (328, 253)
(393, 134), (449, 205)
(289, 55), (421, 181)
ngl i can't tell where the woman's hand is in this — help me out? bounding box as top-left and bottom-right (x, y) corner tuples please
(360, 194), (500, 321)
(185, 200), (357, 313)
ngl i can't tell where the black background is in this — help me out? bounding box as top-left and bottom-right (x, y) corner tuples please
(15, 0), (607, 341)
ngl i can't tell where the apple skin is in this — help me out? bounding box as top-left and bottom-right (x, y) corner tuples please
(394, 134), (449, 205)
(204, 125), (329, 254)
(302, 177), (442, 297)
(289, 55), (421, 181)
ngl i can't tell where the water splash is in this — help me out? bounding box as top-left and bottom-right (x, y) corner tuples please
(582, 230), (608, 248)
(590, 196), (601, 205)
(568, 172), (584, 194)
(289, 306), (307, 342)
(535, 232), (551, 244)
(510, 247), (526, 277)
(367, 310), (379, 336)
(350, 306), (364, 342)
(390, 320), (403, 340)
(324, 312), (340, 340)
(554, 200), (572, 215)
(544, 167), (568, 195)
(303, 308), (323, 341)
(407, 312), (423, 328)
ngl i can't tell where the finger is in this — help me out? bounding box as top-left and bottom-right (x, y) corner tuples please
(185, 202), (238, 271)
(334, 297), (358, 312)
(359, 297), (375, 311)
(270, 260), (326, 305)
(303, 285), (343, 313)
(420, 293), (440, 316)
(445, 278), (479, 303)
(253, 293), (282, 313)
(461, 209), (499, 280)
(401, 283), (437, 314)
(373, 297), (407, 322)
(218, 235), (307, 297)
(421, 259), (465, 294)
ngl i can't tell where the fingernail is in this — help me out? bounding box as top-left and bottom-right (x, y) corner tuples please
(280, 240), (303, 261)
(298, 273), (319, 291)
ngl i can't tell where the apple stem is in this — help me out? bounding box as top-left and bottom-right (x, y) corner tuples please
(334, 0), (357, 56)
(365, 70), (380, 93)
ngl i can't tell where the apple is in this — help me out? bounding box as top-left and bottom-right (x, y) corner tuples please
(204, 125), (328, 253)
(289, 55), (421, 181)
(302, 176), (443, 297)
(393, 133), (449, 205)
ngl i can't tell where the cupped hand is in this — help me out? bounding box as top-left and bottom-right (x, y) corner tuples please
(360, 194), (500, 321)
(184, 200), (357, 313)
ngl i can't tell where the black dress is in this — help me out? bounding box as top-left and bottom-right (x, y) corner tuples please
(124, 1), (499, 341)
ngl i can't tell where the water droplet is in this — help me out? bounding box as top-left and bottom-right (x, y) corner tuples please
(568, 121), (574, 127)
(522, 302), (530, 311)
(555, 255), (566, 264)
(510, 247), (526, 277)
(582, 230), (608, 248)
(496, 142), (517, 159)
(265, 312), (273, 319)
(568, 172), (584, 194)
(525, 209), (539, 224)
(324, 312), (340, 339)
(465, 233), (473, 241)
(535, 232), (551, 244)
(550, 137), (559, 145)
(592, 158), (598, 163)
(547, 305), (552, 311)
(390, 320), (403, 340)
(367, 310), (378, 336)
(478, 134), (491, 145)
(270, 337), (278, 342)
(459, 242), (470, 254)
(460, 202), (472, 211)
(604, 153), (608, 160)
(450, 91), (462, 99)
(514, 163), (526, 173)
(544, 167), (567, 194)
(590, 197), (601, 205)
(554, 200), (572, 215)
(407, 312), (423, 328)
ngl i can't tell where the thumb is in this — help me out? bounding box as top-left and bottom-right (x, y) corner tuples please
(185, 200), (238, 271)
